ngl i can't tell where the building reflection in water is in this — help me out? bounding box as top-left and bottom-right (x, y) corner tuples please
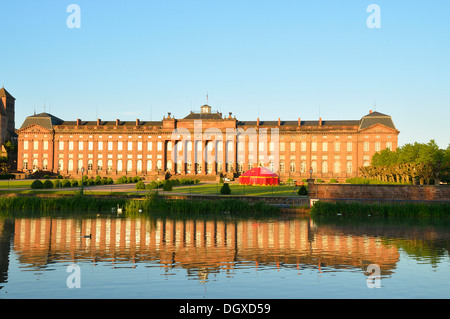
(1, 216), (401, 283)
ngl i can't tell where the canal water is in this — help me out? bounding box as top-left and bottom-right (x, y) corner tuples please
(1, 213), (449, 299)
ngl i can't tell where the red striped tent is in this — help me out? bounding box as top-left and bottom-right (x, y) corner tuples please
(239, 167), (280, 186)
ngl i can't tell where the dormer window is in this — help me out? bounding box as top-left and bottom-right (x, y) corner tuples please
(201, 105), (211, 114)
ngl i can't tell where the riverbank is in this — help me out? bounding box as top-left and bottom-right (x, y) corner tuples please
(0, 192), (281, 217)
(311, 200), (450, 218)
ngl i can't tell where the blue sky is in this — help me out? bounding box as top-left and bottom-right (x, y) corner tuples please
(2, 0), (449, 148)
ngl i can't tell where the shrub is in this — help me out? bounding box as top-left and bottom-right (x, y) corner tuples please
(53, 179), (61, 188)
(71, 180), (79, 187)
(162, 180), (173, 191)
(146, 181), (159, 190)
(220, 183), (231, 195)
(57, 174), (63, 179)
(61, 179), (71, 188)
(136, 181), (146, 190)
(106, 178), (113, 185)
(194, 179), (200, 184)
(329, 178), (338, 183)
(44, 175), (50, 179)
(43, 180), (54, 189)
(298, 185), (308, 196)
(31, 180), (44, 189)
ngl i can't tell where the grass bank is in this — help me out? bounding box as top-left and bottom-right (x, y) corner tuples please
(310, 200), (450, 218)
(0, 192), (280, 217)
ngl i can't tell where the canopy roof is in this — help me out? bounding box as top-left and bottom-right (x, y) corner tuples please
(239, 167), (279, 185)
(240, 167), (279, 177)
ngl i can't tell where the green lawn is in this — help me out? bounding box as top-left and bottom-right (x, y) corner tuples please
(0, 180), (303, 197)
(0, 180), (34, 189)
(170, 183), (301, 197)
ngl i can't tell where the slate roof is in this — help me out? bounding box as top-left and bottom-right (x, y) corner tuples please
(359, 111), (396, 130)
(0, 87), (15, 100)
(20, 112), (64, 130)
(183, 111), (224, 120)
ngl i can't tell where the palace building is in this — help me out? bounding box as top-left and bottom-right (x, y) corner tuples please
(16, 103), (399, 181)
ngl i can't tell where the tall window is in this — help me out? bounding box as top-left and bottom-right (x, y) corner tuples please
(279, 161), (285, 173)
(128, 142), (133, 151)
(87, 160), (93, 171)
(34, 141), (39, 150)
(98, 141), (103, 151)
(347, 142), (352, 152)
(98, 160), (103, 171)
(311, 142), (317, 152)
(107, 160), (113, 171)
(58, 159), (63, 171)
(346, 161), (353, 173)
(117, 160), (123, 172)
(43, 141), (48, 150)
(23, 159), (28, 170)
(118, 142), (123, 151)
(32, 159), (39, 170)
(137, 160), (143, 172)
(147, 160), (152, 171)
(290, 161), (296, 173)
(79, 141), (84, 151)
(127, 160), (132, 171)
(364, 141), (369, 152)
(137, 141), (142, 151)
(78, 159), (83, 170)
(108, 141), (113, 151)
(42, 159), (48, 170)
(88, 141), (93, 151)
(386, 142), (392, 150)
(322, 142), (328, 152)
(334, 142), (340, 152)
(24, 141), (29, 150)
(375, 142), (381, 152)
(290, 142), (296, 152)
(301, 161), (307, 173)
(311, 160), (317, 173)
(69, 141), (74, 151)
(59, 141), (64, 151)
(322, 161), (328, 173)
(68, 159), (74, 171)
(301, 142), (306, 152)
(334, 161), (341, 174)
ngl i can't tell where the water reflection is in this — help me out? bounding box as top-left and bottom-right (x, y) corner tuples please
(1, 214), (450, 288)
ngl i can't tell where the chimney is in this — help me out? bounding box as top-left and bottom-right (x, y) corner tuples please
(116, 119), (120, 126)
(76, 119), (81, 126)
(136, 119), (140, 126)
(257, 118), (260, 126)
(319, 117), (322, 126)
(278, 118), (281, 126)
(298, 118), (301, 126)
(369, 110), (373, 114)
(97, 118), (101, 126)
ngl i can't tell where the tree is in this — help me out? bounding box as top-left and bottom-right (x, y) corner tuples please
(220, 183), (231, 195)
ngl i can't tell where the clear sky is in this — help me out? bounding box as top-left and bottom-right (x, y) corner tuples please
(2, 0), (449, 148)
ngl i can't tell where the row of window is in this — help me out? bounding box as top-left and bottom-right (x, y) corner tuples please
(23, 158), (367, 174)
(23, 140), (392, 153)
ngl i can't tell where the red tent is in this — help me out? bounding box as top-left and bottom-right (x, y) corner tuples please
(239, 167), (280, 186)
